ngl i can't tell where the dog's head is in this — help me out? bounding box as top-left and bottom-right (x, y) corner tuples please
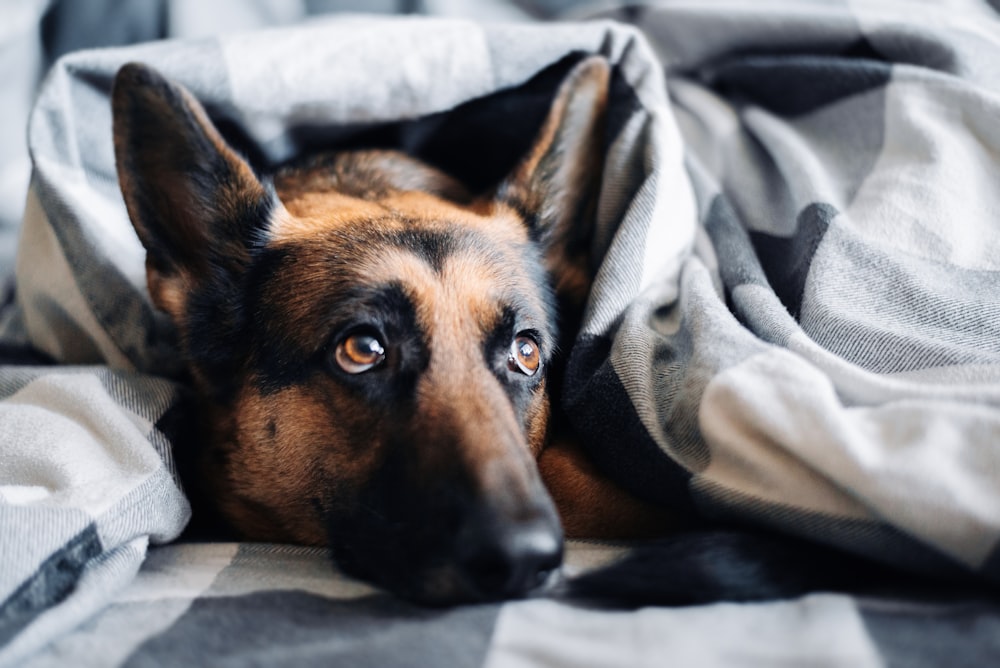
(112, 57), (607, 604)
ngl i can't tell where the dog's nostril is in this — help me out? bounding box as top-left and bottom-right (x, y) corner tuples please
(460, 523), (563, 600)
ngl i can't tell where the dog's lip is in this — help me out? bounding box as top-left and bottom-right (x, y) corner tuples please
(395, 562), (566, 607)
(327, 534), (565, 606)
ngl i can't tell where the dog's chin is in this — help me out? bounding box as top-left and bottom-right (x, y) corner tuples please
(328, 534), (562, 606)
(335, 552), (559, 607)
(401, 563), (562, 606)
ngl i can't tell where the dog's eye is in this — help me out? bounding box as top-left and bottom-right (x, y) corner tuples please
(508, 334), (541, 376)
(335, 332), (386, 374)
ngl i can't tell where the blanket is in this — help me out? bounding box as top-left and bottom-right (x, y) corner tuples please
(2, 1), (1000, 665)
(18, 542), (1000, 667)
(571, 0), (1000, 579)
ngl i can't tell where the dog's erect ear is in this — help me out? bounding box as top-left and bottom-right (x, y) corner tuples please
(112, 62), (274, 321)
(499, 56), (610, 307)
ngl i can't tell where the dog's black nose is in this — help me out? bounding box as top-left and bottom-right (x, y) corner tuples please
(457, 519), (563, 600)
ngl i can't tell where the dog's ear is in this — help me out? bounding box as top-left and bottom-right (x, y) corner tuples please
(499, 56), (610, 308)
(112, 62), (274, 323)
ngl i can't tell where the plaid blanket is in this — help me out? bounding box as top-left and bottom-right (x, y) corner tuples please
(19, 541), (1000, 667)
(578, 0), (1000, 579)
(3, 1), (1000, 665)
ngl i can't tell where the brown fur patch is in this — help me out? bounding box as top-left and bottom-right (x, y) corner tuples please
(538, 437), (677, 539)
(263, 163), (548, 359)
(275, 150), (472, 204)
(200, 154), (557, 547)
(207, 381), (385, 546)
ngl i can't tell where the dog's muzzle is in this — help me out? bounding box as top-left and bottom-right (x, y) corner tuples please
(453, 510), (564, 601)
(327, 482), (565, 606)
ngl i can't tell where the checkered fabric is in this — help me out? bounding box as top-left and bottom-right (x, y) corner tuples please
(21, 541), (1000, 667)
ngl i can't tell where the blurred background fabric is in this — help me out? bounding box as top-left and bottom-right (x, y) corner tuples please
(0, 0), (580, 290)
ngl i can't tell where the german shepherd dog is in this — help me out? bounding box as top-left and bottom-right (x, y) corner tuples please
(112, 57), (928, 607)
(111, 56), (678, 605)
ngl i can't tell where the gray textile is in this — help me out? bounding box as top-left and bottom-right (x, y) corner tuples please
(0, 0), (453, 279)
(2, 0), (1000, 665)
(20, 543), (1000, 667)
(581, 0), (1000, 579)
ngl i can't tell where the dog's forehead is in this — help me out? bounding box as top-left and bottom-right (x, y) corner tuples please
(256, 191), (552, 349)
(270, 189), (530, 249)
(270, 149), (530, 248)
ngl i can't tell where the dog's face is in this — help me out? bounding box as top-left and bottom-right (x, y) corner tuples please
(112, 58), (607, 604)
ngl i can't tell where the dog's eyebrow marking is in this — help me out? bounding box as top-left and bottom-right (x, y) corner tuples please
(389, 227), (455, 275)
(497, 196), (542, 243)
(483, 305), (518, 360)
(251, 277), (429, 397)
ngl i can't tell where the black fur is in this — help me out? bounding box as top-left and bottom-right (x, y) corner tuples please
(182, 260), (257, 403)
(484, 306), (549, 423)
(561, 530), (986, 608)
(391, 226), (457, 275)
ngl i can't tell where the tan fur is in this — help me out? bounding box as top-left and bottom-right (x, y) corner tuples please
(238, 160), (662, 541)
(210, 383), (382, 546)
(273, 158), (530, 250)
(538, 438), (676, 538)
(213, 177), (556, 543)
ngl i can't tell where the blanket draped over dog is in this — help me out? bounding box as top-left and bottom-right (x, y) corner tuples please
(2, 3), (1000, 664)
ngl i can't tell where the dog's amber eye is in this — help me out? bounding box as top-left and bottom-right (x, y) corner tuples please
(335, 332), (386, 374)
(508, 334), (541, 376)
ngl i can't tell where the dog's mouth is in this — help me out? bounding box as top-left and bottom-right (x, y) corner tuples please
(325, 500), (565, 606)
(333, 544), (563, 606)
